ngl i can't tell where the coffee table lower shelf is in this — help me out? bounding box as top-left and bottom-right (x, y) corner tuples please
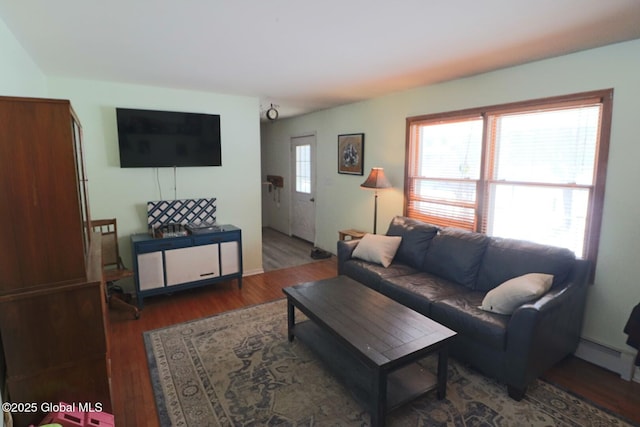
(293, 319), (439, 414)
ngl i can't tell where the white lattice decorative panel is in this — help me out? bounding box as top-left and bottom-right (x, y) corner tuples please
(147, 198), (217, 229)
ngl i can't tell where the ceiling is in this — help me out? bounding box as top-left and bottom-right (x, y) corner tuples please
(1, 1), (640, 120)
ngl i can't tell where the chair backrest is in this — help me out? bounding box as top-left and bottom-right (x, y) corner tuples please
(91, 218), (121, 270)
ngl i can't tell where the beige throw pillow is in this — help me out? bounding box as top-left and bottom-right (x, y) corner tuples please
(352, 234), (402, 268)
(479, 273), (554, 315)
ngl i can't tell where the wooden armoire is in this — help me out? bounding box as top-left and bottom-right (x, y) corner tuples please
(0, 96), (112, 426)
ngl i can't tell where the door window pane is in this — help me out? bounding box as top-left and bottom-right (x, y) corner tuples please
(296, 144), (311, 193)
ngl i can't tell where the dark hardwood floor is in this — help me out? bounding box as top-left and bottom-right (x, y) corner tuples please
(544, 356), (640, 424)
(108, 245), (640, 426)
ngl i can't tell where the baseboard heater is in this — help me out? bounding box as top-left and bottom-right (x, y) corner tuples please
(575, 337), (637, 382)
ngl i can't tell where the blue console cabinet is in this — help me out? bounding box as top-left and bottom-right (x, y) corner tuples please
(131, 225), (242, 308)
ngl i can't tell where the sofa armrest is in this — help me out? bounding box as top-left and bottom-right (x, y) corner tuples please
(337, 239), (360, 275)
(504, 259), (590, 395)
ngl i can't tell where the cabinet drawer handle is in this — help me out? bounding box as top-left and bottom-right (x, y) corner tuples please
(200, 272), (215, 277)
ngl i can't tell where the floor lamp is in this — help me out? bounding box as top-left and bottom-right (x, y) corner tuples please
(360, 167), (392, 234)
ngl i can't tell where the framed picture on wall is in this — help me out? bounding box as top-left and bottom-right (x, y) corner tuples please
(338, 133), (364, 175)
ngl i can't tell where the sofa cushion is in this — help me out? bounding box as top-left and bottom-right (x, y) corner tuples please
(431, 292), (509, 351)
(479, 273), (553, 315)
(352, 233), (402, 268)
(423, 228), (490, 288)
(341, 259), (419, 292)
(379, 272), (469, 316)
(386, 216), (438, 269)
(475, 237), (576, 291)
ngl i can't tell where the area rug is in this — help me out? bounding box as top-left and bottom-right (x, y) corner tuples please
(144, 299), (635, 426)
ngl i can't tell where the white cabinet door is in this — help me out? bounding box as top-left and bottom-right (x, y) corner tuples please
(137, 252), (165, 290)
(165, 244), (220, 286)
(220, 241), (240, 276)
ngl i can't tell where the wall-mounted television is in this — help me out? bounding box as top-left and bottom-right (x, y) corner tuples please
(116, 108), (221, 168)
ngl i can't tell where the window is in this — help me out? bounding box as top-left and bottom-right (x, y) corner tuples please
(405, 89), (612, 266)
(295, 143), (311, 193)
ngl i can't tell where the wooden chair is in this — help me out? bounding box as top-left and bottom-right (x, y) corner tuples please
(91, 218), (140, 319)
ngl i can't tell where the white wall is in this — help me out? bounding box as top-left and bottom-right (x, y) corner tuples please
(262, 39), (640, 361)
(0, 17), (46, 96)
(47, 78), (263, 275)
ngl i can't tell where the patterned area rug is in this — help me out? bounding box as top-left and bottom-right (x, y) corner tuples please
(144, 299), (634, 426)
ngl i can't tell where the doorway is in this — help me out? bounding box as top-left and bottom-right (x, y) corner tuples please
(290, 134), (316, 243)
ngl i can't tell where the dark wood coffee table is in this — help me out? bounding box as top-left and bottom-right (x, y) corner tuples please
(283, 275), (457, 427)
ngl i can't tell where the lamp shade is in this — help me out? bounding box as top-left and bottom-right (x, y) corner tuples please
(360, 167), (391, 189)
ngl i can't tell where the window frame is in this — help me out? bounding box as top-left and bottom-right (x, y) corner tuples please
(404, 89), (613, 271)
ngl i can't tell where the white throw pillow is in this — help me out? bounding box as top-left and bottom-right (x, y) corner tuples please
(352, 234), (402, 268)
(479, 273), (554, 315)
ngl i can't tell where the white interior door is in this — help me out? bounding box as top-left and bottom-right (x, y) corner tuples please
(290, 135), (316, 243)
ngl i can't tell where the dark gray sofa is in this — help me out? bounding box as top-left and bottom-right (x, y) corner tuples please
(337, 216), (591, 400)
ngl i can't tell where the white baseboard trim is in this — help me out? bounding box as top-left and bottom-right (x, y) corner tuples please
(243, 268), (264, 276)
(575, 338), (636, 381)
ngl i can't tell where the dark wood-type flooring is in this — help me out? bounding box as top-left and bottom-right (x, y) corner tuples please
(108, 237), (640, 426)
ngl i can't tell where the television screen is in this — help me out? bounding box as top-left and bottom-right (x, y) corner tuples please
(116, 108), (221, 167)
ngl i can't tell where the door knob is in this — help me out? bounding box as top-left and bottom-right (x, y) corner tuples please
(310, 198), (315, 202)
